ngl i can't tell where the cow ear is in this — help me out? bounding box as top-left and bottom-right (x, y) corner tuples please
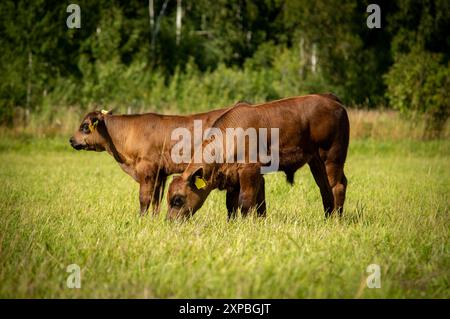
(90, 109), (112, 123)
(188, 167), (207, 190)
(101, 109), (113, 115)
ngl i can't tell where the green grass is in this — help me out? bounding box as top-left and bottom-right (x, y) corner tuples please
(0, 136), (449, 298)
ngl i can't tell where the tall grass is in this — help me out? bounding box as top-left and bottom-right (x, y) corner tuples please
(0, 135), (448, 298)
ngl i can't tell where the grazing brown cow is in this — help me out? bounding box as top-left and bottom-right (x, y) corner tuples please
(69, 106), (248, 215)
(167, 94), (349, 220)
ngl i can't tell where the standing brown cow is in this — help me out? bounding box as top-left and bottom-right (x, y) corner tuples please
(167, 94), (349, 220)
(69, 106), (243, 215)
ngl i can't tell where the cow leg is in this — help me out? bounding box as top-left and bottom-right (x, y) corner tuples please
(325, 161), (347, 216)
(226, 187), (240, 220)
(139, 178), (153, 216)
(256, 178), (267, 217)
(150, 174), (167, 215)
(308, 155), (334, 217)
(238, 168), (263, 217)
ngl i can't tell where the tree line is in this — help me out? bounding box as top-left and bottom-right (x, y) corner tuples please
(0, 0), (448, 136)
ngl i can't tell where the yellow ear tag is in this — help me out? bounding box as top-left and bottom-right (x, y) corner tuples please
(89, 120), (98, 133)
(101, 109), (109, 115)
(194, 176), (207, 189)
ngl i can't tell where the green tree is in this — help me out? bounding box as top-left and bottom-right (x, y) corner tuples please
(384, 0), (449, 137)
(385, 48), (449, 138)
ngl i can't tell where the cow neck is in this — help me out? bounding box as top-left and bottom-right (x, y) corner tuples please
(102, 116), (127, 164)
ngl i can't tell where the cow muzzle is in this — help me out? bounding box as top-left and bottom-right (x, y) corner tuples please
(69, 137), (84, 150)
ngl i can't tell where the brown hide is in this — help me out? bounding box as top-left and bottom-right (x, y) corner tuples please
(167, 94), (349, 220)
(69, 106), (240, 215)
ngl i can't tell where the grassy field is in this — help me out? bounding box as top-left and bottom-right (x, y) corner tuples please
(0, 135), (449, 298)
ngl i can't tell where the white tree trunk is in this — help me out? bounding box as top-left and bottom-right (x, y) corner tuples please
(299, 37), (305, 79)
(149, 0), (154, 30)
(176, 0), (182, 45)
(311, 43), (317, 74)
(151, 0), (170, 53)
(26, 50), (32, 110)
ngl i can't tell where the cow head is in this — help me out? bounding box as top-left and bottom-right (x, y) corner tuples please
(167, 167), (212, 220)
(69, 110), (112, 151)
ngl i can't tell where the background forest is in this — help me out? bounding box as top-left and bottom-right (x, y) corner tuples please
(0, 0), (449, 137)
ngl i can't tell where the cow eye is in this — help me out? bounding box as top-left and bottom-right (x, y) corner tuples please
(81, 123), (90, 134)
(171, 196), (184, 208)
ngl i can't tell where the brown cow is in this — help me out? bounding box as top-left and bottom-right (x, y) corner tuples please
(69, 106), (248, 216)
(167, 94), (349, 220)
